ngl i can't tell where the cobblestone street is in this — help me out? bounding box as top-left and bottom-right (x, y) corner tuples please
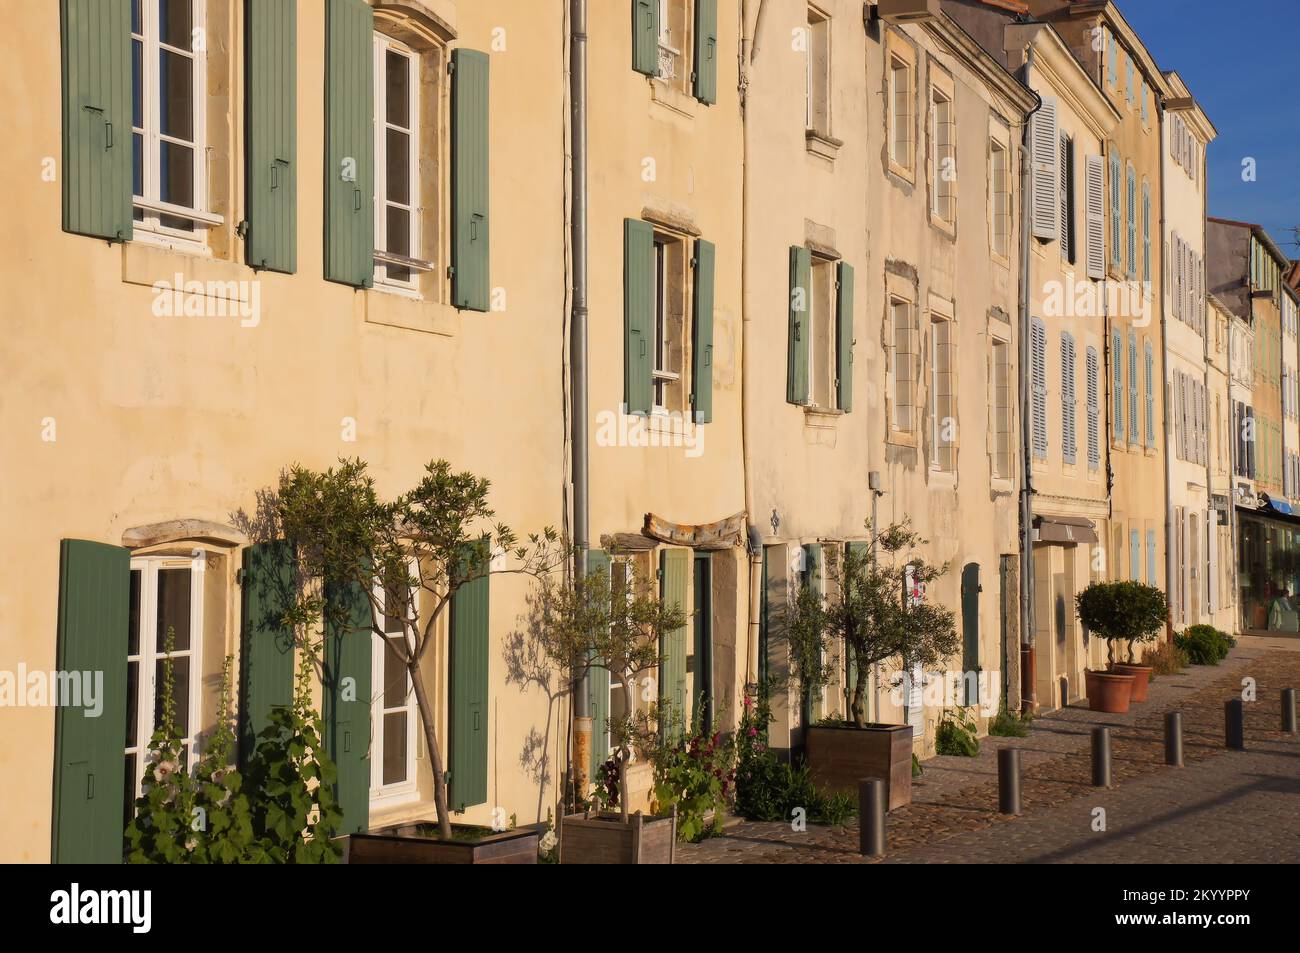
(678, 637), (1300, 864)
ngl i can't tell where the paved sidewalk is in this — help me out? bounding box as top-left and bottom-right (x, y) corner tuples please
(678, 639), (1300, 864)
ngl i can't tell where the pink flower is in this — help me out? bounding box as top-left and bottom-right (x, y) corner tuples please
(748, 727), (758, 737)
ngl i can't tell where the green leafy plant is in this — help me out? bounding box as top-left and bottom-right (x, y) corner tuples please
(786, 521), (960, 727)
(935, 707), (980, 756)
(124, 628), (198, 863)
(1075, 580), (1169, 665)
(275, 458), (566, 840)
(647, 707), (735, 842)
(988, 705), (1032, 738)
(239, 650), (344, 863)
(1174, 624), (1235, 665)
(732, 683), (852, 825)
(911, 753), (923, 778)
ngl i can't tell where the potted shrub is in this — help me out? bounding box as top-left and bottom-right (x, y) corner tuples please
(343, 823), (539, 864)
(1075, 581), (1169, 711)
(787, 521), (959, 811)
(274, 458), (566, 856)
(523, 560), (686, 863)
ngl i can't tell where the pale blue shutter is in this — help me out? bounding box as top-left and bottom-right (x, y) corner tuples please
(1130, 530), (1140, 582)
(1032, 319), (1047, 459)
(1128, 332), (1138, 443)
(1061, 333), (1076, 465)
(1112, 329), (1124, 441)
(1146, 530), (1156, 585)
(1144, 339), (1155, 448)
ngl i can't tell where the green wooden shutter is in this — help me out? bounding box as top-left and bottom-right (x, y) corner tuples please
(624, 219), (655, 415)
(788, 246), (811, 405)
(450, 544), (490, 810)
(691, 238), (716, 424)
(238, 541), (296, 765)
(960, 563), (980, 706)
(693, 0), (718, 104)
(452, 48), (490, 311)
(52, 539), (129, 864)
(323, 577), (372, 835)
(60, 0), (132, 242)
(246, 0), (297, 273)
(324, 0), (373, 287)
(632, 0), (657, 76)
(587, 549), (611, 777)
(659, 548), (689, 737)
(836, 262), (855, 413)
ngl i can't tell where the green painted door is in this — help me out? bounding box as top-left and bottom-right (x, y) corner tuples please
(659, 548), (689, 737)
(324, 577), (372, 835)
(238, 541), (296, 765)
(692, 552), (713, 732)
(450, 545), (490, 810)
(52, 539), (129, 863)
(60, 0), (132, 242)
(961, 562), (981, 706)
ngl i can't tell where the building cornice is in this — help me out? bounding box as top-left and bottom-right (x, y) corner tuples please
(1006, 22), (1119, 141)
(1065, 1), (1172, 99)
(925, 14), (1038, 118)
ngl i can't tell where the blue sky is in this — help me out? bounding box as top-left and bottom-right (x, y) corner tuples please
(1119, 0), (1299, 260)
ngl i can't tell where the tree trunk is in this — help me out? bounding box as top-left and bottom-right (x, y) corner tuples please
(618, 679), (635, 824)
(850, 677), (867, 728)
(408, 661), (453, 841)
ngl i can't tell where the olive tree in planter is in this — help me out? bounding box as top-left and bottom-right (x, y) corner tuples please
(1075, 581), (1169, 712)
(522, 560), (686, 863)
(275, 458), (564, 859)
(787, 521), (959, 810)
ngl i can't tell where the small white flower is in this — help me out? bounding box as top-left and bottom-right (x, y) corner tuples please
(539, 831), (558, 852)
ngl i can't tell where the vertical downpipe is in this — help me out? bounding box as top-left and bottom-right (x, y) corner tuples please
(1018, 49), (1041, 714)
(570, 0), (592, 796)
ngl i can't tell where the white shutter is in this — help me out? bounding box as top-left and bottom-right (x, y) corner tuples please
(1086, 346), (1099, 469)
(1032, 319), (1047, 459)
(1085, 155), (1105, 280)
(1062, 334), (1076, 464)
(1031, 98), (1059, 240)
(1174, 371), (1184, 460)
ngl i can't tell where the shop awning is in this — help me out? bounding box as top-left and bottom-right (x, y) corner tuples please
(1237, 503), (1300, 527)
(1033, 515), (1098, 545)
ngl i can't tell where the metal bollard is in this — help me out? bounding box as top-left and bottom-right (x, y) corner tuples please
(1091, 726), (1112, 788)
(1225, 698), (1245, 750)
(1283, 689), (1297, 735)
(858, 778), (886, 857)
(1164, 711), (1184, 767)
(998, 748), (1021, 815)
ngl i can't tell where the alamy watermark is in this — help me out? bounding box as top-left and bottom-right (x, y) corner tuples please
(595, 405), (705, 458)
(151, 273), (261, 328)
(0, 664), (103, 717)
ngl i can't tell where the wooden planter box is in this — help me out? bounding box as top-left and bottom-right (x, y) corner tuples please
(805, 723), (914, 811)
(559, 808), (676, 864)
(341, 825), (539, 864)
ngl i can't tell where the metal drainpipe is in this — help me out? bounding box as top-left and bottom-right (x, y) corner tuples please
(1200, 147), (1214, 626)
(569, 0), (591, 794)
(742, 0), (768, 691)
(1017, 47), (1042, 715)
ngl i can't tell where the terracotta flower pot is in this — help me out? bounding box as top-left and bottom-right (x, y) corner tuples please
(1109, 663), (1152, 702)
(1085, 669), (1136, 713)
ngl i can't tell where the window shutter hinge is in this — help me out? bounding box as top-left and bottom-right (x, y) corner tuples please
(236, 568), (245, 586)
(236, 220), (250, 239)
(447, 265), (455, 279)
(448, 60), (456, 75)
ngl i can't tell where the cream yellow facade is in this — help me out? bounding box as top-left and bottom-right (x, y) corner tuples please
(1160, 71), (1221, 633)
(1, 0), (574, 861)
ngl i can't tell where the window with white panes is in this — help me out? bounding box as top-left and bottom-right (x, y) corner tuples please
(889, 52), (914, 173)
(371, 559), (420, 802)
(991, 337), (1013, 479)
(130, 0), (216, 244)
(373, 33), (423, 291)
(652, 234), (688, 412)
(805, 6), (830, 135)
(930, 85), (955, 226)
(124, 555), (206, 824)
(990, 137), (1011, 258)
(929, 315), (956, 471)
(891, 297), (919, 435)
(808, 256), (840, 409)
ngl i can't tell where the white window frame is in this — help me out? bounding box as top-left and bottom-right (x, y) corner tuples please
(130, 0), (220, 250)
(651, 238), (682, 413)
(369, 557), (420, 806)
(125, 553), (207, 809)
(890, 296), (918, 435)
(889, 53), (914, 173)
(990, 135), (1010, 259)
(373, 32), (424, 294)
(930, 84), (955, 226)
(606, 557), (644, 764)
